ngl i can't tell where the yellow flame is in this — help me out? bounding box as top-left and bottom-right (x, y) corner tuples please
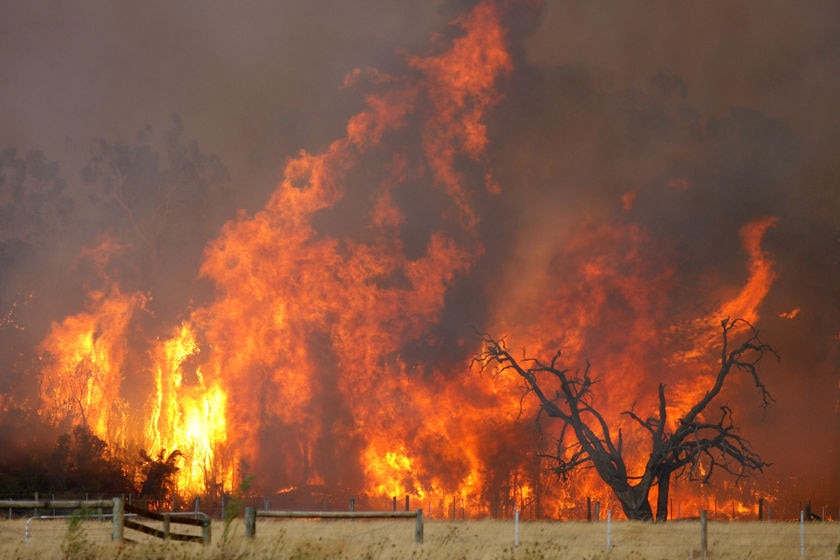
(364, 445), (426, 500)
(38, 288), (144, 448)
(146, 322), (232, 495)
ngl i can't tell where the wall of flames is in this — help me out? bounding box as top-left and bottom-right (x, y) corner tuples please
(36, 1), (785, 519)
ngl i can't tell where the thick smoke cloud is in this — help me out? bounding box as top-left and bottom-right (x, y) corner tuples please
(0, 0), (837, 513)
(491, 0), (839, 510)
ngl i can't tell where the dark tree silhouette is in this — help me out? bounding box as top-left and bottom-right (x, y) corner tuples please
(139, 448), (183, 510)
(0, 149), (75, 400)
(0, 405), (57, 495)
(0, 147), (72, 250)
(48, 424), (133, 495)
(476, 318), (776, 521)
(0, 121), (230, 499)
(80, 114), (231, 298)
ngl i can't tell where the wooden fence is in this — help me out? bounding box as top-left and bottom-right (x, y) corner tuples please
(3, 499), (116, 543)
(5, 497), (211, 545)
(244, 507), (424, 544)
(2, 498), (114, 512)
(118, 498), (211, 544)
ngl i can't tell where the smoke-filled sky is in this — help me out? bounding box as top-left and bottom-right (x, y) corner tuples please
(1, 1), (838, 512)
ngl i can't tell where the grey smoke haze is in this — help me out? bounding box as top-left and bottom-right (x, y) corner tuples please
(0, 2), (449, 186)
(1, 0), (837, 512)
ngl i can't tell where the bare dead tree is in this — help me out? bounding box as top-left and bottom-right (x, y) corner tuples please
(475, 318), (777, 521)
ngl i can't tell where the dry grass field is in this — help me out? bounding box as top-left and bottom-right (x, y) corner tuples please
(0, 516), (837, 559)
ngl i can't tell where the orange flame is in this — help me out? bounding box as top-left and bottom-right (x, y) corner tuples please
(145, 323), (231, 495)
(35, 0), (782, 518)
(39, 287), (145, 448)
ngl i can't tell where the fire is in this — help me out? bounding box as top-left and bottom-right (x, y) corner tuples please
(145, 323), (231, 495)
(363, 445), (423, 501)
(778, 307), (799, 319)
(182, 0), (513, 500)
(665, 216), (777, 424)
(39, 286), (145, 448)
(718, 216), (777, 326)
(32, 0), (787, 519)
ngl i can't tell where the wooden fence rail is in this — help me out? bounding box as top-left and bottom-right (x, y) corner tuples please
(6, 497), (211, 545)
(114, 497), (211, 545)
(4, 499), (120, 540)
(244, 508), (424, 544)
(2, 499), (114, 509)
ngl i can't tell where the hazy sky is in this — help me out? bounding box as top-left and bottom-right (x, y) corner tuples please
(3, 2), (838, 189)
(1, 2), (446, 182)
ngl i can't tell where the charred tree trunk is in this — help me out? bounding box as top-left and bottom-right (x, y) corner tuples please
(475, 319), (775, 526)
(655, 471), (671, 522)
(613, 484), (654, 521)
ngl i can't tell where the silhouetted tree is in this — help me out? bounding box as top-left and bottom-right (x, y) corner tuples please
(0, 120), (231, 499)
(0, 149), (75, 399)
(0, 405), (56, 495)
(139, 449), (183, 509)
(0, 147), (73, 250)
(80, 114), (231, 315)
(48, 424), (133, 495)
(476, 318), (776, 521)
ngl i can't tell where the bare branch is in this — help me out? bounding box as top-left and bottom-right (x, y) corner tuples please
(474, 318), (776, 521)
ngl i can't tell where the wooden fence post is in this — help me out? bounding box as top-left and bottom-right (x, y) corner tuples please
(700, 510), (708, 560)
(245, 507), (256, 539)
(414, 509), (424, 544)
(799, 510), (805, 558)
(112, 497), (124, 542)
(202, 518), (212, 545)
(514, 508), (520, 548)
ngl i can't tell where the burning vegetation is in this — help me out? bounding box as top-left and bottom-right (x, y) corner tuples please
(0, 1), (837, 520)
(477, 318), (777, 521)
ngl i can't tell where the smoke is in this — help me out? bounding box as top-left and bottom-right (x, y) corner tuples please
(0, 0), (837, 514)
(489, 0), (840, 511)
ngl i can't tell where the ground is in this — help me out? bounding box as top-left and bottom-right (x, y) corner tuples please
(0, 517), (837, 559)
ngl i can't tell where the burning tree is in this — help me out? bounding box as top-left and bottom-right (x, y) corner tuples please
(476, 318), (777, 521)
(138, 449), (183, 510)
